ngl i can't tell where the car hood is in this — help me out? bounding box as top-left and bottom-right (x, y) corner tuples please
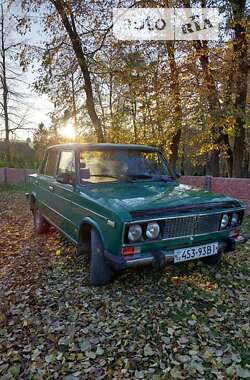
(82, 181), (239, 215)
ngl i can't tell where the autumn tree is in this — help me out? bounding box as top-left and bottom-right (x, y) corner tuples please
(0, 2), (32, 162)
(11, 0), (249, 177)
(229, 0), (249, 177)
(33, 122), (49, 161)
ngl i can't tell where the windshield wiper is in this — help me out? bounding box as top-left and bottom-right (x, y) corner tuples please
(151, 175), (170, 182)
(91, 173), (170, 183)
(126, 174), (170, 182)
(91, 174), (133, 183)
(126, 174), (153, 179)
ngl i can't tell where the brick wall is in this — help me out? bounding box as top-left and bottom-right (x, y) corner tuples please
(212, 178), (250, 212)
(181, 176), (250, 212)
(6, 168), (26, 184)
(180, 176), (205, 189)
(0, 168), (36, 185)
(0, 168), (6, 183)
(0, 169), (249, 213)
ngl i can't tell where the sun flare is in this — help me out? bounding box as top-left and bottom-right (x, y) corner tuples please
(61, 121), (76, 140)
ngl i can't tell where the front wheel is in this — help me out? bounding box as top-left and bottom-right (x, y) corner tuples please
(32, 206), (50, 234)
(90, 229), (113, 286)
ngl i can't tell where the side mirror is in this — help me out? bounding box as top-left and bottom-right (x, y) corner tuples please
(56, 172), (75, 185)
(174, 171), (181, 179)
(80, 168), (90, 180)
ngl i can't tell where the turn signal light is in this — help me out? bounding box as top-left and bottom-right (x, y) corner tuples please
(229, 228), (240, 238)
(122, 246), (141, 257)
(122, 247), (135, 256)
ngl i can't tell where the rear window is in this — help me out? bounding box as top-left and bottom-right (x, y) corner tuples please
(43, 150), (59, 177)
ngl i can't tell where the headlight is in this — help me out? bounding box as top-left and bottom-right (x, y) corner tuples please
(146, 222), (160, 240)
(220, 214), (229, 229)
(231, 212), (239, 227)
(128, 224), (142, 242)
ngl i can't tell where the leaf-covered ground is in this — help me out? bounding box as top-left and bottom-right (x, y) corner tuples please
(0, 191), (249, 380)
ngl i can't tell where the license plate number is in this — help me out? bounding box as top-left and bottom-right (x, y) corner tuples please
(174, 242), (219, 263)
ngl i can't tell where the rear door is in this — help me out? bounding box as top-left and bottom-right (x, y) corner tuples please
(36, 148), (60, 224)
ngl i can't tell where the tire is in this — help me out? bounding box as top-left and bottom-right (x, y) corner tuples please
(202, 251), (222, 266)
(90, 228), (113, 286)
(76, 243), (90, 257)
(32, 205), (50, 234)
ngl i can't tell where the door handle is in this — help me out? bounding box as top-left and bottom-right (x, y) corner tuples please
(48, 186), (54, 192)
(35, 180), (39, 185)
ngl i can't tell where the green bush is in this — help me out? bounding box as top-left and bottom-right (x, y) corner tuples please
(0, 152), (39, 169)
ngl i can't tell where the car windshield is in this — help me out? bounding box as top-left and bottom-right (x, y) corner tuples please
(79, 149), (172, 184)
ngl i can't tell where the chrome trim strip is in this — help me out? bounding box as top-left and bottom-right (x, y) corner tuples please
(126, 257), (157, 267)
(122, 208), (245, 246)
(43, 214), (78, 245)
(39, 185), (108, 222)
(126, 242), (230, 267)
(125, 235), (247, 267)
(125, 251), (175, 267)
(71, 201), (108, 222)
(38, 199), (78, 228)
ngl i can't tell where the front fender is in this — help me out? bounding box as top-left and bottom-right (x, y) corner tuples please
(78, 216), (105, 246)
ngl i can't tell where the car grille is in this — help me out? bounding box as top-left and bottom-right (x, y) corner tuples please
(163, 214), (221, 239)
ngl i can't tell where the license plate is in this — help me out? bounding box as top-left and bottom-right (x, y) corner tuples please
(174, 242), (219, 263)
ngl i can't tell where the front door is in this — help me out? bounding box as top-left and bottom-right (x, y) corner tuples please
(52, 150), (77, 239)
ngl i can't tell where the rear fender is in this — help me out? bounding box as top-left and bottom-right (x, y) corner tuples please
(27, 192), (37, 211)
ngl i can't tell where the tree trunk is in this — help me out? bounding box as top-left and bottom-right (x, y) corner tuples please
(231, 0), (248, 177)
(183, 0), (232, 177)
(195, 40), (220, 177)
(131, 99), (137, 143)
(50, 1), (104, 142)
(71, 72), (77, 138)
(243, 150), (249, 177)
(109, 71), (113, 121)
(128, 82), (137, 143)
(166, 42), (182, 169)
(222, 48), (235, 177)
(0, 4), (10, 163)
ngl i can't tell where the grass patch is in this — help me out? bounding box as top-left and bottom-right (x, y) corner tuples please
(242, 214), (250, 235)
(0, 183), (31, 193)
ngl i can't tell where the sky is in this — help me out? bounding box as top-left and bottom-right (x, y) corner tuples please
(0, 2), (54, 142)
(1, 1), (234, 142)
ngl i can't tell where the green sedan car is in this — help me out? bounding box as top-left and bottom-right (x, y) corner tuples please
(27, 143), (247, 285)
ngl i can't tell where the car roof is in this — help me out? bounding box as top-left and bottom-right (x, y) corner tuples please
(47, 143), (160, 152)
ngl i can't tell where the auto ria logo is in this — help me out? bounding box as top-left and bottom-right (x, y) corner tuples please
(181, 14), (214, 35)
(113, 8), (219, 41)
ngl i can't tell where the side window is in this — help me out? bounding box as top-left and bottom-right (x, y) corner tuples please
(40, 153), (47, 174)
(43, 150), (59, 177)
(57, 151), (75, 175)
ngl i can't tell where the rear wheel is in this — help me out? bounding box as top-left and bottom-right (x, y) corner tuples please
(32, 206), (50, 234)
(202, 251), (222, 266)
(90, 229), (113, 286)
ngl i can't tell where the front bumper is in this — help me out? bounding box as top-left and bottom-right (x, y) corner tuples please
(105, 235), (248, 270)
